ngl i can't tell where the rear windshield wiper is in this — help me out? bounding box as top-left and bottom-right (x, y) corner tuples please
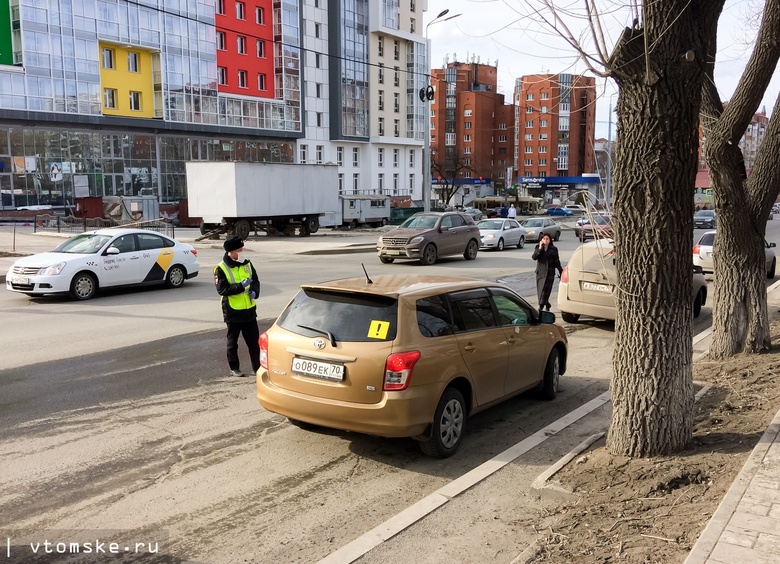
(297, 324), (337, 347)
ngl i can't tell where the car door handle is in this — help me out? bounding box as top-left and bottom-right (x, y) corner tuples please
(463, 344), (476, 352)
(130, 256), (140, 260)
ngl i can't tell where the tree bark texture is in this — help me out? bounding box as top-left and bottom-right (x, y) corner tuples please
(606, 2), (722, 457)
(701, 0), (780, 357)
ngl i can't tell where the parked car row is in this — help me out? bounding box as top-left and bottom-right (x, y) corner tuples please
(693, 230), (776, 279)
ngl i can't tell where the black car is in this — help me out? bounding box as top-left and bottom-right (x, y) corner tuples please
(694, 210), (716, 229)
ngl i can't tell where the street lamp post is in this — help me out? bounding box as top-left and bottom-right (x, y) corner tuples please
(423, 9), (461, 212)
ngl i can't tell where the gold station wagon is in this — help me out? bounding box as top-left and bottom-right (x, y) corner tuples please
(256, 275), (568, 457)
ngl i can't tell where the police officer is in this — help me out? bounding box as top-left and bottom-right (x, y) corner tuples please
(214, 235), (260, 377)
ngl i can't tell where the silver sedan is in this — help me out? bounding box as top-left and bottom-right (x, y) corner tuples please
(477, 218), (527, 250)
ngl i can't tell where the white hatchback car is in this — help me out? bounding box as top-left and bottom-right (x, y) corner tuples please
(5, 228), (200, 300)
(693, 230), (776, 279)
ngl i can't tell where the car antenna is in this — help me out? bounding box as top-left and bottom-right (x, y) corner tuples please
(361, 263), (373, 284)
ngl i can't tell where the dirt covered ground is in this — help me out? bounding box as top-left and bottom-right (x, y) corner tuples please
(526, 320), (780, 563)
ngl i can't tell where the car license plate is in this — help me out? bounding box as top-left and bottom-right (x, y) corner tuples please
(583, 281), (612, 294)
(11, 276), (29, 285)
(291, 357), (345, 381)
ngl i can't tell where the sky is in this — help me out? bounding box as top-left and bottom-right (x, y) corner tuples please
(423, 0), (780, 139)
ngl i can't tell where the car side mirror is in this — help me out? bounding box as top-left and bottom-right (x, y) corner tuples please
(539, 310), (556, 324)
(106, 247), (120, 255)
(770, 242), (777, 248)
(439, 226), (449, 232)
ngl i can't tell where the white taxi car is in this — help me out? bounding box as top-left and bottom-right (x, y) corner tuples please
(5, 228), (199, 300)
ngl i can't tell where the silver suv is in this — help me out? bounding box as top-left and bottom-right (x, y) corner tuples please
(377, 212), (481, 265)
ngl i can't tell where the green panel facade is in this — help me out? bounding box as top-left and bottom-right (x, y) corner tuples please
(0, 1), (11, 66)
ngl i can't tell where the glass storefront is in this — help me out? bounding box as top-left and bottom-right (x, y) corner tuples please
(0, 127), (293, 209)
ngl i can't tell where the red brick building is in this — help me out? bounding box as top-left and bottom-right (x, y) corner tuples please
(429, 61), (515, 202)
(513, 73), (596, 180)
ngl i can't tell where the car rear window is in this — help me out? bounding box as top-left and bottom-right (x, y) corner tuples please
(699, 232), (715, 246)
(277, 289), (398, 342)
(416, 295), (454, 337)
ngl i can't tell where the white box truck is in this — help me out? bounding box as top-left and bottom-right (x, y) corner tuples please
(186, 161), (341, 238)
(340, 193), (391, 229)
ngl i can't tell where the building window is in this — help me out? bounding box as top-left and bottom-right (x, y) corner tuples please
(499, 135), (507, 142)
(539, 146), (548, 153)
(431, 109), (435, 117)
(394, 67), (399, 87)
(464, 121), (472, 129)
(238, 70), (247, 88)
(378, 148), (384, 167)
(353, 173), (360, 191)
(103, 88), (117, 109)
(300, 145), (309, 163)
(410, 18), (416, 33)
(430, 122), (435, 130)
(378, 173), (384, 193)
(464, 134), (471, 142)
(216, 0), (224, 15)
(256, 40), (265, 58)
(394, 92), (400, 113)
(378, 64), (384, 84)
(393, 173), (399, 194)
(338, 173), (344, 192)
(316, 145), (324, 163)
(541, 92), (549, 100)
(526, 106), (534, 114)
(524, 159), (532, 166)
(129, 91), (141, 111)
(378, 36), (384, 57)
(409, 173), (414, 191)
(378, 90), (384, 110)
(539, 158), (547, 165)
(525, 120), (533, 128)
(464, 147), (471, 154)
(540, 106), (548, 113)
(526, 93), (534, 101)
(316, 112), (323, 127)
(464, 158), (471, 166)
(525, 146), (533, 154)
(394, 119), (400, 137)
(539, 133), (548, 140)
(237, 36), (246, 54)
(315, 53), (321, 68)
(257, 73), (266, 90)
(540, 120), (548, 128)
(102, 48), (115, 69)
(499, 123), (507, 130)
(393, 149), (399, 167)
(525, 134), (533, 141)
(394, 40), (399, 60)
(409, 150), (415, 167)
(378, 117), (385, 135)
(337, 147), (344, 166)
(217, 32), (226, 50)
(128, 51), (140, 72)
(256, 6), (264, 24)
(314, 23), (320, 38)
(218, 67), (227, 85)
(353, 147), (359, 167)
(236, 1), (245, 20)
(463, 171), (471, 178)
(315, 83), (321, 97)
(410, 0), (416, 9)
(464, 109), (472, 117)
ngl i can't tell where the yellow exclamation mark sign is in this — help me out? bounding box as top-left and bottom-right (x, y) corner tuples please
(367, 320), (390, 339)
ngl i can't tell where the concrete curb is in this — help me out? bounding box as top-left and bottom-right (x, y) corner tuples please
(529, 431), (606, 502)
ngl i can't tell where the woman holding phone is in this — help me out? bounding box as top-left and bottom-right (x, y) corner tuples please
(531, 233), (563, 311)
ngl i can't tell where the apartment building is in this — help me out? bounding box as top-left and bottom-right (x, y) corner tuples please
(0, 0), (425, 211)
(429, 59), (515, 204)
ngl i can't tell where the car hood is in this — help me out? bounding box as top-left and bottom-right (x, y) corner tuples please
(381, 227), (434, 239)
(11, 252), (91, 268)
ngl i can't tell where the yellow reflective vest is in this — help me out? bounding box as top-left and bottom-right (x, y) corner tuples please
(215, 261), (256, 311)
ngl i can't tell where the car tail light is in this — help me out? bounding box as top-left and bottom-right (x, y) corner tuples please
(383, 351), (421, 391)
(259, 332), (268, 369)
(190, 249), (198, 256)
(560, 266), (569, 283)
(692, 244), (701, 256)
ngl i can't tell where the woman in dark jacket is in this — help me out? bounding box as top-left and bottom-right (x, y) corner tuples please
(531, 233), (563, 311)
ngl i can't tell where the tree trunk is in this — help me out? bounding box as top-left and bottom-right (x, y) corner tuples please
(605, 2), (722, 456)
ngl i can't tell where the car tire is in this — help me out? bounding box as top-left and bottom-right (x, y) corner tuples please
(497, 238), (505, 251)
(233, 219), (251, 240)
(347, 219), (358, 230)
(540, 348), (561, 401)
(554, 231), (560, 241)
(70, 272), (97, 301)
(561, 312), (580, 323)
(420, 244), (437, 265)
(304, 215), (320, 234)
(165, 265), (186, 288)
(769, 258), (776, 280)
(463, 239), (479, 260)
(379, 256), (395, 264)
(693, 289), (703, 318)
(518, 236), (525, 249)
(419, 387), (466, 458)
(579, 233), (586, 242)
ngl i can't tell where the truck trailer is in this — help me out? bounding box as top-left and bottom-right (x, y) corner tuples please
(186, 161), (341, 238)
